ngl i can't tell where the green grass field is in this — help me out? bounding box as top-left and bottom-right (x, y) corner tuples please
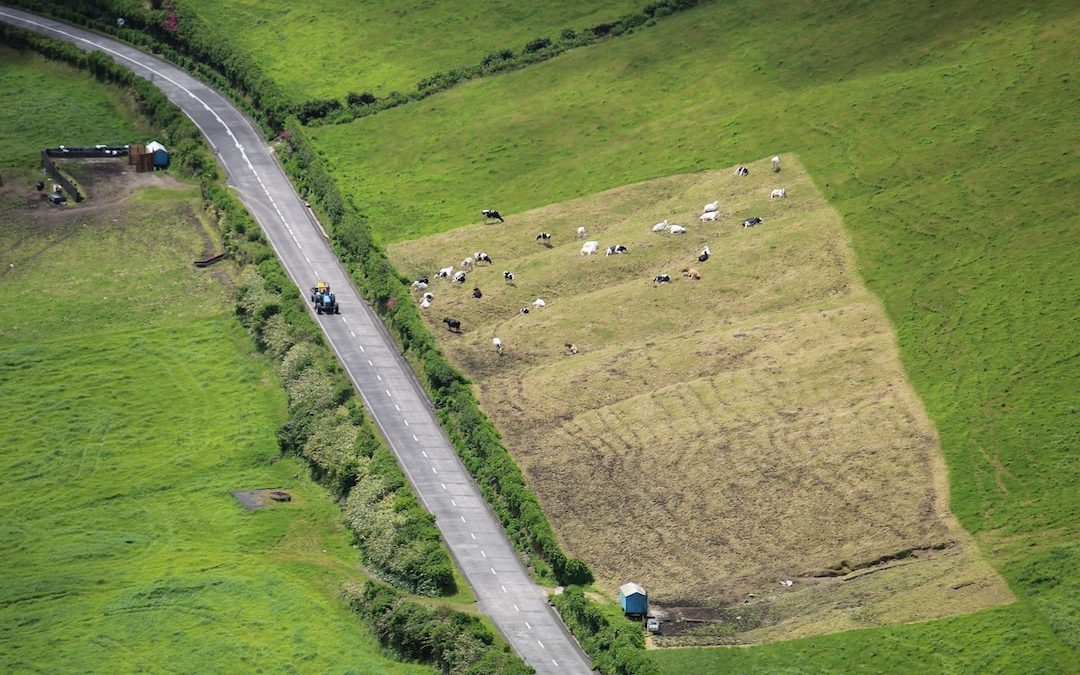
(300, 0), (1079, 668)
(0, 178), (430, 670)
(0, 46), (149, 169)
(184, 0), (641, 100)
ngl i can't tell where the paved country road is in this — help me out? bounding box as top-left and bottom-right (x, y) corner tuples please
(0, 7), (593, 673)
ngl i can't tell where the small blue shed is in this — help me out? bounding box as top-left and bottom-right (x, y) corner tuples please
(145, 140), (169, 168)
(619, 582), (648, 616)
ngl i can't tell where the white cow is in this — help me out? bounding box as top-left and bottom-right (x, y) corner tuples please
(772, 155), (781, 172)
(577, 226), (587, 239)
(669, 224), (688, 234)
(493, 337), (503, 354)
(436, 266), (454, 279)
(420, 297), (432, 309)
(462, 256), (474, 268)
(651, 219), (669, 232)
(703, 201), (719, 213)
(532, 298), (546, 309)
(699, 211), (719, 223)
(580, 240), (600, 255)
(771, 188), (786, 199)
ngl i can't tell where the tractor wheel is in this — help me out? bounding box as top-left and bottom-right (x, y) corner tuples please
(335, 306), (340, 314)
(316, 307), (322, 315)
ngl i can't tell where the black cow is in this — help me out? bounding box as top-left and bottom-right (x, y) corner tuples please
(653, 274), (671, 284)
(698, 245), (711, 262)
(472, 287), (483, 299)
(482, 209), (504, 223)
(442, 317), (462, 332)
(742, 217), (763, 228)
(36, 181), (45, 191)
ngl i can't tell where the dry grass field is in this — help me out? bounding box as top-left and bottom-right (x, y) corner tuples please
(387, 157), (1012, 643)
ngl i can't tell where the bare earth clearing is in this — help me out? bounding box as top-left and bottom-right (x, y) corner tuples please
(388, 157), (1012, 644)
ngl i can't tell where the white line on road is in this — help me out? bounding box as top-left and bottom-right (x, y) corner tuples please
(491, 568), (497, 576)
(367, 359), (373, 366)
(385, 389), (391, 397)
(441, 483), (447, 490)
(537, 640), (545, 649)
(525, 621), (532, 630)
(421, 450), (428, 458)
(350, 331), (355, 337)
(460, 515), (466, 522)
(502, 585), (508, 594)
(470, 533), (476, 539)
(480, 549), (486, 558)
(514, 604), (520, 612)
(377, 374), (382, 381)
(450, 499), (456, 506)
(342, 317), (348, 324)
(412, 434), (418, 441)
(403, 419), (410, 426)
(394, 403), (400, 411)
(432, 467), (438, 474)
(358, 344), (364, 352)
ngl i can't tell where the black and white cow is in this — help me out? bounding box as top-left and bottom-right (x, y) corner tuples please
(735, 166), (749, 176)
(605, 245), (629, 256)
(536, 232), (552, 241)
(653, 274), (671, 284)
(481, 209), (504, 223)
(503, 271), (515, 285)
(742, 216), (763, 228)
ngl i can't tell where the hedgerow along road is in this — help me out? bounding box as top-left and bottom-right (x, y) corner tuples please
(0, 7), (593, 674)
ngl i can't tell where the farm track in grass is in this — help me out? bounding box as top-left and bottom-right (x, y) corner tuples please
(0, 86), (430, 672)
(184, 0), (642, 100)
(388, 158), (1013, 644)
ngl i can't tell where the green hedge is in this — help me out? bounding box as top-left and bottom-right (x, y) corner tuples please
(1, 21), (454, 597)
(345, 581), (532, 674)
(308, 0), (704, 126)
(553, 586), (659, 675)
(280, 117), (593, 588)
(206, 184), (456, 597)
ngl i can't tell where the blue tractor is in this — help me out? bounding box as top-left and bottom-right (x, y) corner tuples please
(310, 280), (339, 315)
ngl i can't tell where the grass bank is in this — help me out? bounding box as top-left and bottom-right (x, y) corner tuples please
(0, 45), (149, 169)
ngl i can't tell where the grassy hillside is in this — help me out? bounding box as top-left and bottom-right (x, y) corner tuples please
(303, 0), (1079, 666)
(389, 159), (1013, 643)
(0, 46), (149, 168)
(0, 183), (431, 673)
(184, 0), (640, 100)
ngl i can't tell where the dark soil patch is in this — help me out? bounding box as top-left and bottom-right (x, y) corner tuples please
(230, 488), (294, 510)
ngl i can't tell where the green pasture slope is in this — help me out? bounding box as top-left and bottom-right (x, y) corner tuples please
(0, 52), (428, 673)
(185, 0), (641, 100)
(303, 0), (1080, 670)
(0, 46), (149, 168)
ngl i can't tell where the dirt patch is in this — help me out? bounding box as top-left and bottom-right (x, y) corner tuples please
(388, 156), (1013, 644)
(230, 488), (295, 510)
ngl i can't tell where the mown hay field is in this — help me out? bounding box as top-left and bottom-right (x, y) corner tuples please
(184, 0), (641, 99)
(0, 171), (428, 672)
(388, 158), (1012, 642)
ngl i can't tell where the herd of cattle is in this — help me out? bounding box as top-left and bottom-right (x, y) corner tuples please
(411, 159), (788, 352)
